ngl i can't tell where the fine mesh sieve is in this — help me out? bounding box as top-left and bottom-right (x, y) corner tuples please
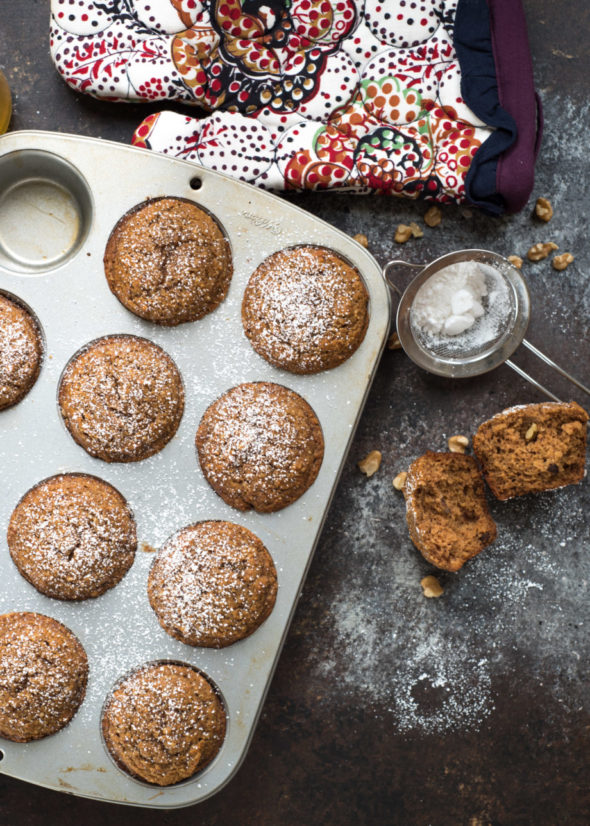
(385, 249), (590, 402)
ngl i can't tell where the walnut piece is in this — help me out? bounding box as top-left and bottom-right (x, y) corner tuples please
(527, 242), (558, 262)
(525, 423), (538, 441)
(387, 331), (402, 350)
(395, 224), (413, 243)
(392, 471), (408, 490)
(409, 222), (424, 238)
(507, 255), (523, 269)
(448, 434), (469, 453)
(353, 232), (369, 248)
(552, 252), (574, 271)
(358, 450), (382, 477)
(420, 576), (444, 598)
(424, 206), (442, 227)
(534, 197), (553, 222)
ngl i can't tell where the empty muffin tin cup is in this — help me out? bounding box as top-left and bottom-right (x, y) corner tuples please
(385, 249), (590, 402)
(0, 149), (92, 273)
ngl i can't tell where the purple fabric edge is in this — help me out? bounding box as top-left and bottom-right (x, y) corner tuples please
(486, 0), (542, 213)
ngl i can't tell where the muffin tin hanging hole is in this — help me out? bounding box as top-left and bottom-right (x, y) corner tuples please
(0, 150), (92, 273)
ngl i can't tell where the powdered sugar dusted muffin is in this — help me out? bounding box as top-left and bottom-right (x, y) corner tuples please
(58, 335), (184, 462)
(148, 521), (277, 648)
(0, 293), (43, 410)
(8, 474), (137, 601)
(196, 381), (324, 512)
(104, 197), (233, 326)
(0, 612), (88, 743)
(102, 662), (226, 785)
(242, 246), (369, 374)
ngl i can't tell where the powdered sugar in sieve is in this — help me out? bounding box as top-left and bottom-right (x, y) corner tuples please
(410, 260), (515, 361)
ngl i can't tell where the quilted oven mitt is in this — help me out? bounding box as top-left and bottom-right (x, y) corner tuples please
(50, 0), (541, 213)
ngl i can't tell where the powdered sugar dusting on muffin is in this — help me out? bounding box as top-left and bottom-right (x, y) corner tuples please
(197, 381), (324, 512)
(0, 611), (88, 742)
(0, 294), (43, 409)
(8, 474), (137, 601)
(148, 521), (277, 647)
(58, 335), (184, 462)
(242, 246), (369, 374)
(102, 662), (226, 785)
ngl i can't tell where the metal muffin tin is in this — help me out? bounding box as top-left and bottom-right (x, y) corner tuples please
(0, 131), (390, 808)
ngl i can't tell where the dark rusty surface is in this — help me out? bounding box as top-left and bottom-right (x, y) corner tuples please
(1, 2), (589, 824)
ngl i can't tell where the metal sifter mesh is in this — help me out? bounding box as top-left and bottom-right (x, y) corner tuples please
(385, 249), (590, 401)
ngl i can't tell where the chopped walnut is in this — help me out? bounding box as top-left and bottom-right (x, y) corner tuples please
(534, 197), (553, 222)
(507, 255), (523, 270)
(409, 222), (424, 238)
(552, 252), (574, 271)
(141, 542), (157, 553)
(448, 434), (469, 453)
(358, 450), (382, 477)
(424, 206), (442, 227)
(353, 232), (369, 248)
(392, 471), (408, 491)
(525, 423), (538, 441)
(527, 242), (558, 262)
(387, 331), (402, 350)
(562, 420), (584, 435)
(420, 576), (444, 598)
(395, 224), (413, 243)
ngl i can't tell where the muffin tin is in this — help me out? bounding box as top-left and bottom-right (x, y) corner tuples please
(0, 130), (390, 808)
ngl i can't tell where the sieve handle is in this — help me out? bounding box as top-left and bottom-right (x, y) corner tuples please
(505, 360), (561, 402)
(521, 339), (590, 398)
(383, 259), (425, 297)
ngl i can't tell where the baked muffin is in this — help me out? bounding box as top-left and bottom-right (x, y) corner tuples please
(148, 521), (277, 648)
(0, 612), (88, 742)
(242, 246), (369, 374)
(58, 334), (184, 462)
(104, 197), (233, 326)
(102, 662), (226, 786)
(473, 401), (589, 499)
(0, 293), (43, 410)
(8, 474), (137, 601)
(404, 451), (497, 572)
(196, 381), (324, 512)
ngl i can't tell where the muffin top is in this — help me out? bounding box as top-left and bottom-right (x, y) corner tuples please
(0, 293), (43, 410)
(8, 473), (137, 601)
(104, 197), (233, 326)
(0, 612), (88, 743)
(242, 246), (369, 374)
(148, 521), (277, 648)
(102, 662), (226, 786)
(58, 334), (184, 462)
(196, 381), (324, 512)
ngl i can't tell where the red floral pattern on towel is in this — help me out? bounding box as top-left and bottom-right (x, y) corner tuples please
(50, 0), (490, 200)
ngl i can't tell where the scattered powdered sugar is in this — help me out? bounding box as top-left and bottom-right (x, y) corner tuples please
(315, 590), (494, 734)
(410, 261), (513, 356)
(308, 465), (590, 735)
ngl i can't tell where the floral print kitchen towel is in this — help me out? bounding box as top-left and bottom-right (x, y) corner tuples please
(50, 0), (540, 213)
